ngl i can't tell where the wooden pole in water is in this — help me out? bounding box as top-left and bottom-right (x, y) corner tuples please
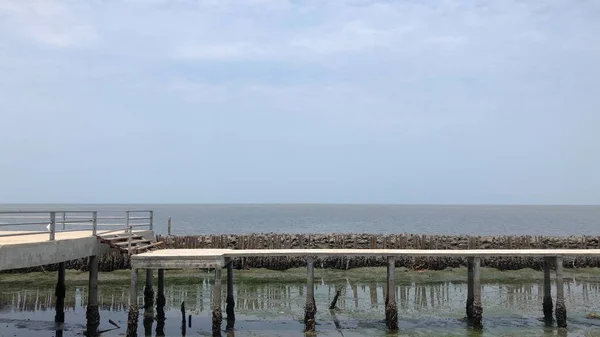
(127, 268), (139, 337)
(466, 257), (474, 324)
(472, 257), (483, 329)
(87, 255), (100, 335)
(555, 256), (567, 328)
(304, 256), (317, 332)
(212, 267), (223, 336)
(543, 257), (553, 323)
(168, 217), (172, 236)
(181, 301), (186, 336)
(386, 256), (398, 331)
(225, 258), (235, 331)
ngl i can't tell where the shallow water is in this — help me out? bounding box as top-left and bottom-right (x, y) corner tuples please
(2, 269), (600, 336)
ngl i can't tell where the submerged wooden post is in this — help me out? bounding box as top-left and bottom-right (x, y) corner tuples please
(543, 257), (553, 323)
(127, 268), (139, 337)
(212, 267), (223, 336)
(385, 256), (398, 331)
(304, 256), (317, 332)
(156, 269), (165, 337)
(55, 262), (66, 330)
(472, 256), (483, 329)
(86, 256), (100, 336)
(181, 301), (187, 336)
(466, 257), (474, 324)
(225, 258), (235, 331)
(555, 256), (567, 328)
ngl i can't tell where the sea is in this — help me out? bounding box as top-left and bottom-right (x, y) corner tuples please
(0, 204), (599, 236)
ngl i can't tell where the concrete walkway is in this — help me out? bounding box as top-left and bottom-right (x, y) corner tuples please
(0, 230), (154, 271)
(131, 247), (600, 269)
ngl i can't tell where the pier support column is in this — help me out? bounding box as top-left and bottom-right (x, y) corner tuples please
(304, 256), (317, 332)
(144, 269), (154, 310)
(555, 256), (567, 328)
(472, 257), (483, 329)
(86, 256), (100, 336)
(212, 267), (223, 336)
(543, 257), (553, 324)
(225, 258), (235, 331)
(55, 262), (66, 329)
(385, 256), (398, 331)
(155, 269), (165, 337)
(127, 268), (139, 337)
(143, 269), (154, 336)
(466, 258), (474, 324)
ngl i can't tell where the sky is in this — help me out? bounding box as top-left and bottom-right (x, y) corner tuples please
(0, 0), (599, 204)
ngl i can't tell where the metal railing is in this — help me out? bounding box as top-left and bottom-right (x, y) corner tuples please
(0, 210), (154, 241)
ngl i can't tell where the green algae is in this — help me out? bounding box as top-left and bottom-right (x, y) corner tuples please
(2, 266), (600, 289)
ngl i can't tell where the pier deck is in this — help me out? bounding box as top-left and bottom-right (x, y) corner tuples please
(128, 247), (599, 335)
(0, 229), (148, 246)
(131, 247), (600, 268)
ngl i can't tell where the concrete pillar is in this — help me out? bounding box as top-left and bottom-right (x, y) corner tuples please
(225, 258), (235, 331)
(143, 269), (154, 336)
(472, 257), (483, 329)
(86, 256), (100, 336)
(385, 256), (398, 331)
(304, 256), (317, 332)
(543, 257), (553, 323)
(55, 262), (66, 329)
(555, 256), (567, 328)
(212, 267), (223, 336)
(155, 269), (165, 337)
(144, 269), (154, 309)
(466, 258), (474, 324)
(127, 268), (139, 337)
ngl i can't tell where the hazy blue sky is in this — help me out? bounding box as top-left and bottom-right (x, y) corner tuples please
(1, 0), (599, 204)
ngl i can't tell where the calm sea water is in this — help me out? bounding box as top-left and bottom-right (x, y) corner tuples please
(1, 204), (599, 236)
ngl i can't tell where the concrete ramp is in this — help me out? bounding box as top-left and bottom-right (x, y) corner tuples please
(0, 230), (154, 271)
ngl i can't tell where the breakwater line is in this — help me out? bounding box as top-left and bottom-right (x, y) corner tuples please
(3, 233), (600, 273)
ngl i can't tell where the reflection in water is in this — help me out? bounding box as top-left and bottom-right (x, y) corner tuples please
(2, 275), (600, 336)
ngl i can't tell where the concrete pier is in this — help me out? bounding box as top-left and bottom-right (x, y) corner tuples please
(304, 256), (317, 332)
(128, 248), (600, 334)
(86, 255), (100, 336)
(225, 258), (235, 331)
(555, 256), (567, 328)
(127, 268), (139, 337)
(55, 262), (66, 331)
(385, 256), (398, 331)
(212, 267), (223, 336)
(543, 257), (553, 323)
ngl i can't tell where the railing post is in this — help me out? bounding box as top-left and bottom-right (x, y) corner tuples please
(62, 212), (66, 230)
(149, 210), (154, 231)
(49, 212), (56, 241)
(92, 211), (98, 236)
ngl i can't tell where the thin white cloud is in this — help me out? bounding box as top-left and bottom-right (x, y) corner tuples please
(0, 0), (98, 48)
